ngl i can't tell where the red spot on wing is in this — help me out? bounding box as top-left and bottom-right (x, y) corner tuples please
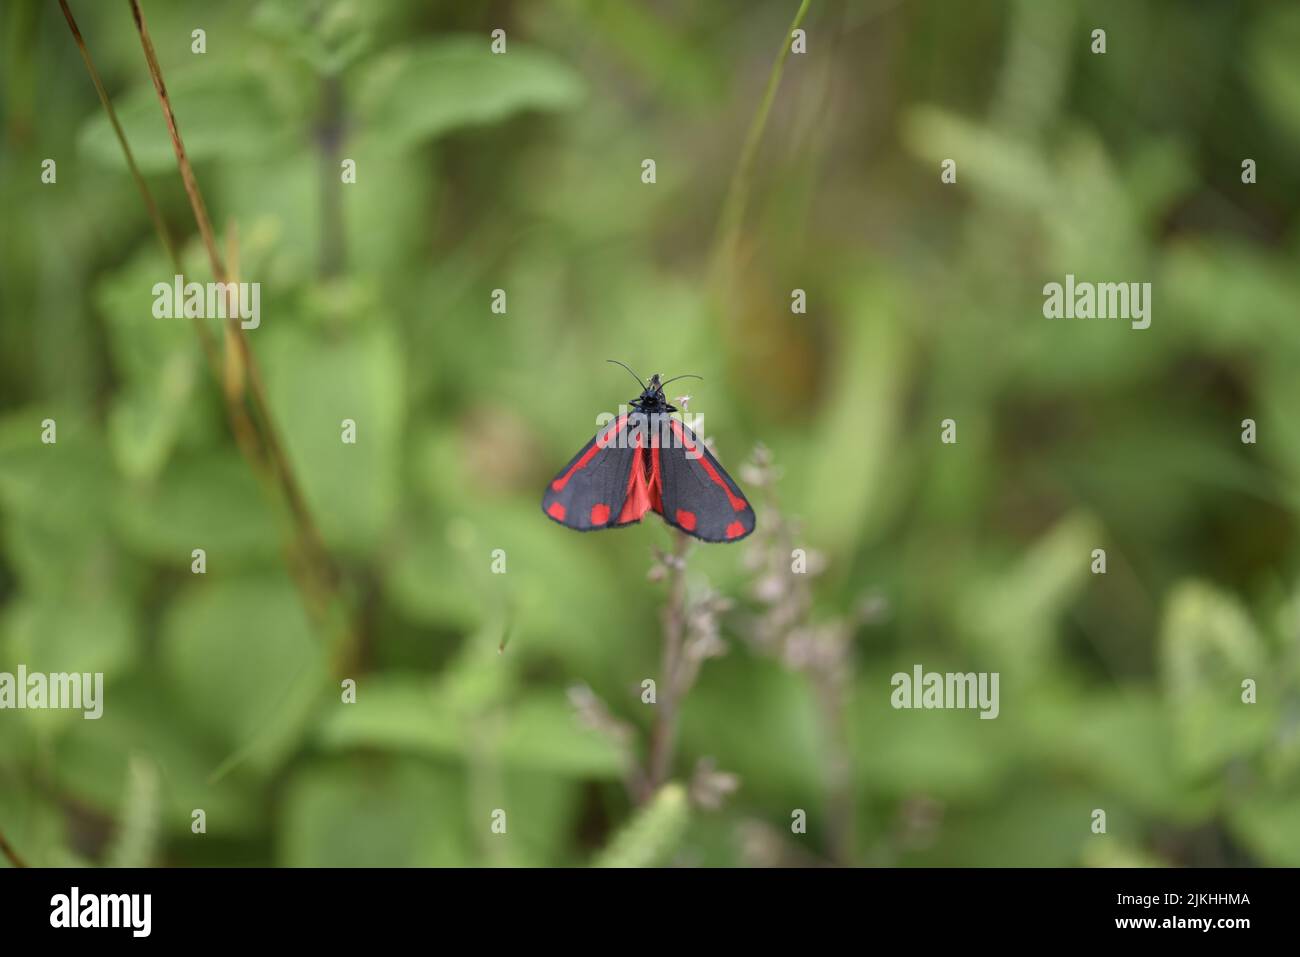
(669, 419), (748, 512)
(675, 509), (697, 531)
(547, 502), (567, 521)
(590, 503), (611, 525)
(725, 521), (745, 540)
(552, 414), (628, 492)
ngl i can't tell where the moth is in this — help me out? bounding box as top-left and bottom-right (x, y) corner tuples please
(542, 361), (756, 542)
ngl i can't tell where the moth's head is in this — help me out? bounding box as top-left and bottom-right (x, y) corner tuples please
(606, 360), (700, 404)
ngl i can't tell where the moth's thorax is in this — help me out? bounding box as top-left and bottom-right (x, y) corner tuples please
(631, 388), (674, 413)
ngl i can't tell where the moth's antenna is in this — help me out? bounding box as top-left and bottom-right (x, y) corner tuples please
(606, 359), (647, 390)
(660, 373), (703, 388)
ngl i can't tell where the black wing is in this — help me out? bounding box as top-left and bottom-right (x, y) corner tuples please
(654, 416), (756, 542)
(542, 413), (652, 531)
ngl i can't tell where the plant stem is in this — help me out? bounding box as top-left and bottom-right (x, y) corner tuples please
(646, 531), (692, 795)
(128, 0), (219, 272)
(60, 1), (278, 593)
(57, 0), (220, 377)
(126, 0), (345, 637)
(0, 829), (27, 868)
(65, 0), (356, 678)
(711, 0), (813, 286)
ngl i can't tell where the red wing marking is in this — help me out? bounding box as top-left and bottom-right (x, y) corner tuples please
(649, 440), (663, 513)
(547, 502), (566, 521)
(590, 503), (611, 525)
(668, 419), (747, 512)
(675, 509), (697, 531)
(551, 414), (629, 492)
(725, 521), (745, 540)
(616, 432), (653, 524)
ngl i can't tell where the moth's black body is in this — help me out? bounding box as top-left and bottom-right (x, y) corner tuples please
(629, 374), (677, 414)
(542, 364), (756, 543)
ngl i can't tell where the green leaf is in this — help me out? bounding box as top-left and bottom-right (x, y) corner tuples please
(1158, 582), (1274, 774)
(278, 758), (470, 866)
(593, 783), (689, 868)
(1228, 783), (1300, 866)
(495, 771), (584, 867)
(159, 577), (327, 770)
(1247, 6), (1300, 146)
(0, 412), (116, 535)
(113, 451), (282, 566)
(900, 785), (1118, 867)
(261, 324), (404, 553)
(679, 659), (823, 799)
(385, 503), (638, 674)
(854, 665), (1012, 801)
(316, 674), (626, 779)
(355, 36), (585, 150)
(803, 280), (908, 552)
(0, 781), (84, 868)
(94, 249), (207, 481)
(252, 0), (379, 75)
(959, 513), (1100, 675)
(3, 594), (133, 677)
(52, 675), (261, 837)
(1026, 686), (1216, 820)
(77, 69), (297, 173)
(901, 105), (1053, 208)
(2, 596), (135, 738)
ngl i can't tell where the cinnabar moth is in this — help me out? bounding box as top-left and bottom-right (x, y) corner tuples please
(542, 361), (756, 542)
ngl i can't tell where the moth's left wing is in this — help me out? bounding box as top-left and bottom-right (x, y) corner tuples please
(542, 413), (654, 531)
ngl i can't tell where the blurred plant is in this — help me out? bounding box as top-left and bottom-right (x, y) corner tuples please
(712, 0), (814, 287)
(646, 532), (736, 800)
(689, 756), (741, 811)
(740, 444), (887, 864)
(569, 530), (738, 811)
(736, 819), (828, 868)
(592, 782), (689, 868)
(105, 755), (161, 868)
(567, 681), (642, 797)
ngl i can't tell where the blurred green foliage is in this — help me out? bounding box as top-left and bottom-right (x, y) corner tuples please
(1, 0), (1299, 867)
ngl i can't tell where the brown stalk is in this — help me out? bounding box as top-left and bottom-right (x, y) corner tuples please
(57, 0), (220, 377)
(126, 0), (340, 602)
(61, 0), (353, 678)
(0, 829), (27, 868)
(60, 0), (259, 496)
(220, 220), (261, 467)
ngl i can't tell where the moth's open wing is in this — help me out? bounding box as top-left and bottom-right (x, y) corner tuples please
(542, 413), (655, 531)
(653, 416), (756, 542)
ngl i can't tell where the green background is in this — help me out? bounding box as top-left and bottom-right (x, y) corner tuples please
(2, 0), (1299, 867)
